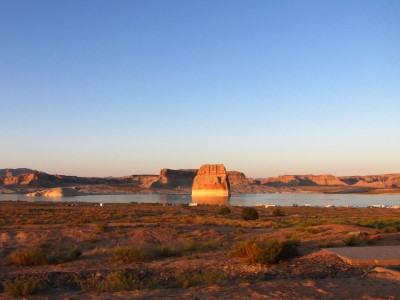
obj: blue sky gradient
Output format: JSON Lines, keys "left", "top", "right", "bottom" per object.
{"left": 1, "top": 0, "right": 399, "bottom": 177}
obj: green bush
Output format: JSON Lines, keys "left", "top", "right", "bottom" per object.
{"left": 111, "top": 245, "right": 146, "bottom": 263}
{"left": 272, "top": 208, "right": 286, "bottom": 217}
{"left": 4, "top": 278, "right": 46, "bottom": 297}
{"left": 241, "top": 207, "right": 259, "bottom": 220}
{"left": 218, "top": 206, "right": 231, "bottom": 215}
{"left": 230, "top": 237, "right": 298, "bottom": 265}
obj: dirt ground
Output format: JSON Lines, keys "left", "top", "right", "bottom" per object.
{"left": 0, "top": 202, "right": 399, "bottom": 299}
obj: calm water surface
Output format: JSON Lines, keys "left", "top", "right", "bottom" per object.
{"left": 0, "top": 193, "right": 399, "bottom": 207}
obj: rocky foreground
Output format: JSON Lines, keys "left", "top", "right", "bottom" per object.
{"left": 1, "top": 168, "right": 400, "bottom": 195}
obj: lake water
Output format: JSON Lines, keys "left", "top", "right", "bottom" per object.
{"left": 0, "top": 193, "right": 399, "bottom": 207}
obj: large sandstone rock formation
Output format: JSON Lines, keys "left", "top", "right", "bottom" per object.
{"left": 192, "top": 164, "right": 230, "bottom": 197}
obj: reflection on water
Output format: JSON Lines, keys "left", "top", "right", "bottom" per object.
{"left": 192, "top": 196, "right": 229, "bottom": 205}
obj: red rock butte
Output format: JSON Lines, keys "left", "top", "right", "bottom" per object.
{"left": 192, "top": 164, "right": 231, "bottom": 197}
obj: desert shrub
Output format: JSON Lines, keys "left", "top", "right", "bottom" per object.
{"left": 218, "top": 206, "right": 231, "bottom": 215}
{"left": 81, "top": 270, "right": 145, "bottom": 292}
{"left": 7, "top": 246, "right": 48, "bottom": 266}
{"left": 343, "top": 233, "right": 363, "bottom": 246}
{"left": 305, "top": 226, "right": 320, "bottom": 234}
{"left": 66, "top": 246, "right": 83, "bottom": 260}
{"left": 272, "top": 208, "right": 286, "bottom": 217}
{"left": 7, "top": 244, "right": 83, "bottom": 266}
{"left": 169, "top": 269, "right": 227, "bottom": 288}
{"left": 241, "top": 207, "right": 259, "bottom": 220}
{"left": 4, "top": 278, "right": 46, "bottom": 297}
{"left": 319, "top": 239, "right": 334, "bottom": 248}
{"left": 284, "top": 231, "right": 296, "bottom": 239}
{"left": 181, "top": 239, "right": 222, "bottom": 254}
{"left": 94, "top": 222, "right": 107, "bottom": 232}
{"left": 149, "top": 244, "right": 182, "bottom": 258}
{"left": 230, "top": 237, "right": 298, "bottom": 265}
{"left": 111, "top": 245, "right": 146, "bottom": 263}
{"left": 382, "top": 226, "right": 397, "bottom": 233}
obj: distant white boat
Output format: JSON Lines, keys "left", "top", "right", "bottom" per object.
{"left": 369, "top": 204, "right": 386, "bottom": 208}
{"left": 189, "top": 203, "right": 198, "bottom": 206}
{"left": 303, "top": 204, "right": 311, "bottom": 207}
{"left": 264, "top": 204, "right": 276, "bottom": 208}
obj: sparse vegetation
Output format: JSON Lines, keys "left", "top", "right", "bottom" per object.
{"left": 169, "top": 269, "right": 227, "bottom": 288}
{"left": 2, "top": 202, "right": 400, "bottom": 298}
{"left": 7, "top": 244, "right": 82, "bottom": 266}
{"left": 4, "top": 278, "right": 46, "bottom": 297}
{"left": 94, "top": 221, "right": 107, "bottom": 232}
{"left": 7, "top": 245, "right": 48, "bottom": 266}
{"left": 149, "top": 243, "right": 183, "bottom": 258}
{"left": 241, "top": 207, "right": 259, "bottom": 220}
{"left": 111, "top": 245, "right": 147, "bottom": 263}
{"left": 81, "top": 270, "right": 146, "bottom": 292}
{"left": 305, "top": 226, "right": 320, "bottom": 234}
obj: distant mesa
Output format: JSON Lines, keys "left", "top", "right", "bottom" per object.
{"left": 260, "top": 174, "right": 400, "bottom": 188}
{"left": 1, "top": 167, "right": 400, "bottom": 195}
{"left": 26, "top": 187, "right": 81, "bottom": 197}
{"left": 261, "top": 174, "right": 345, "bottom": 187}
{"left": 192, "top": 164, "right": 231, "bottom": 197}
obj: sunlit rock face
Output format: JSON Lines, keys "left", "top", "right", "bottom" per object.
{"left": 192, "top": 164, "right": 231, "bottom": 197}
{"left": 26, "top": 187, "right": 80, "bottom": 197}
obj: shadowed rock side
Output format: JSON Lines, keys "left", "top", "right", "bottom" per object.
{"left": 192, "top": 164, "right": 231, "bottom": 197}
{"left": 150, "top": 168, "right": 198, "bottom": 188}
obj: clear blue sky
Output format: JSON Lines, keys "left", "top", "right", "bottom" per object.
{"left": 1, "top": 0, "right": 399, "bottom": 177}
